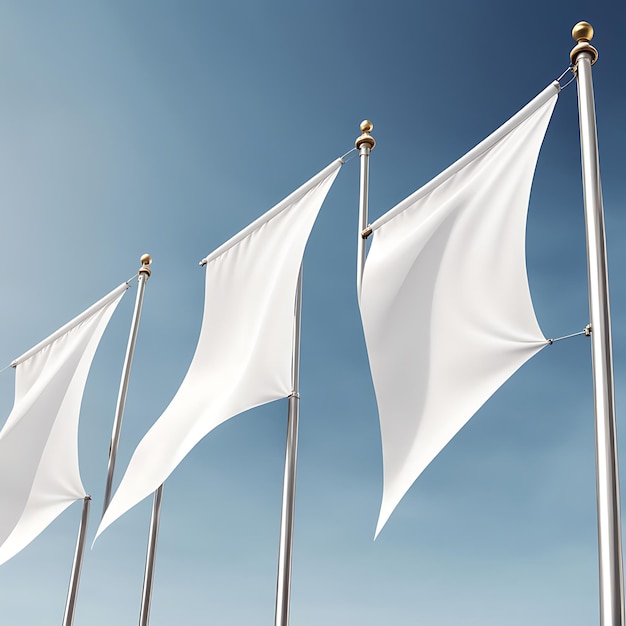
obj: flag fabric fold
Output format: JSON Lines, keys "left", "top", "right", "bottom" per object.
{"left": 359, "top": 83, "right": 559, "bottom": 536}
{"left": 97, "top": 159, "right": 342, "bottom": 537}
{"left": 0, "top": 283, "right": 128, "bottom": 564}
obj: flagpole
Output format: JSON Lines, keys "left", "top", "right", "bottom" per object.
{"left": 570, "top": 22, "right": 624, "bottom": 626}
{"left": 103, "top": 254, "right": 152, "bottom": 513}
{"left": 62, "top": 496, "right": 91, "bottom": 626}
{"left": 356, "top": 121, "right": 375, "bottom": 292}
{"left": 274, "top": 267, "right": 303, "bottom": 626}
{"left": 139, "top": 484, "right": 164, "bottom": 626}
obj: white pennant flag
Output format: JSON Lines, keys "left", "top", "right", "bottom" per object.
{"left": 359, "top": 83, "right": 559, "bottom": 536}
{"left": 97, "top": 159, "right": 342, "bottom": 537}
{"left": 0, "top": 283, "right": 127, "bottom": 564}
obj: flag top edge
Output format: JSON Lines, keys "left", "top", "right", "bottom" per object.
{"left": 370, "top": 82, "right": 560, "bottom": 233}
{"left": 200, "top": 158, "right": 343, "bottom": 266}
{"left": 11, "top": 282, "right": 129, "bottom": 367}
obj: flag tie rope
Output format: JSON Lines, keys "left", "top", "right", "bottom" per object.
{"left": 340, "top": 147, "right": 358, "bottom": 163}
{"left": 557, "top": 65, "right": 576, "bottom": 90}
{"left": 548, "top": 324, "right": 591, "bottom": 345}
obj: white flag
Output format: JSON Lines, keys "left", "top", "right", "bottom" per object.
{"left": 0, "top": 283, "right": 127, "bottom": 564}
{"left": 359, "top": 83, "right": 559, "bottom": 536}
{"left": 97, "top": 159, "right": 342, "bottom": 537}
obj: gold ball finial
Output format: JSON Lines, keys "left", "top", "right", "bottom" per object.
{"left": 570, "top": 21, "right": 598, "bottom": 65}
{"left": 139, "top": 253, "right": 152, "bottom": 277}
{"left": 572, "top": 21, "right": 593, "bottom": 43}
{"left": 355, "top": 119, "right": 376, "bottom": 150}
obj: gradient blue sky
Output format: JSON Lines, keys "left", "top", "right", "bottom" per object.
{"left": 0, "top": 2, "right": 625, "bottom": 625}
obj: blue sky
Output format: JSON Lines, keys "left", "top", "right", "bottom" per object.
{"left": 0, "top": 2, "right": 625, "bottom": 625}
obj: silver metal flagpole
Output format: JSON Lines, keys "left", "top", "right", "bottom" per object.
{"left": 103, "top": 254, "right": 152, "bottom": 513}
{"left": 274, "top": 267, "right": 303, "bottom": 626}
{"left": 570, "top": 22, "right": 624, "bottom": 626}
{"left": 356, "top": 121, "right": 376, "bottom": 292}
{"left": 62, "top": 496, "right": 91, "bottom": 626}
{"left": 139, "top": 484, "right": 164, "bottom": 626}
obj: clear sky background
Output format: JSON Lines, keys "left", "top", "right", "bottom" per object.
{"left": 0, "top": 2, "right": 624, "bottom": 625}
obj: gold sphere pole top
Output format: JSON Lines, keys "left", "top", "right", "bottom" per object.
{"left": 355, "top": 120, "right": 376, "bottom": 150}
{"left": 138, "top": 253, "right": 152, "bottom": 277}
{"left": 570, "top": 21, "right": 598, "bottom": 65}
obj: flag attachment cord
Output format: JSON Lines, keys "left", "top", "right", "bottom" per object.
{"left": 340, "top": 147, "right": 358, "bottom": 163}
{"left": 547, "top": 324, "right": 592, "bottom": 344}
{"left": 557, "top": 65, "right": 577, "bottom": 90}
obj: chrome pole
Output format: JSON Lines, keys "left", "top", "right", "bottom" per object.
{"left": 62, "top": 496, "right": 91, "bottom": 626}
{"left": 274, "top": 267, "right": 303, "bottom": 626}
{"left": 139, "top": 484, "right": 164, "bottom": 626}
{"left": 571, "top": 22, "right": 624, "bottom": 626}
{"left": 103, "top": 254, "right": 152, "bottom": 513}
{"left": 356, "top": 121, "right": 375, "bottom": 294}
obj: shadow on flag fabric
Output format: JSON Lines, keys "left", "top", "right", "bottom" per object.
{"left": 0, "top": 283, "right": 128, "bottom": 564}
{"left": 97, "top": 159, "right": 342, "bottom": 538}
{"left": 359, "top": 83, "right": 559, "bottom": 537}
